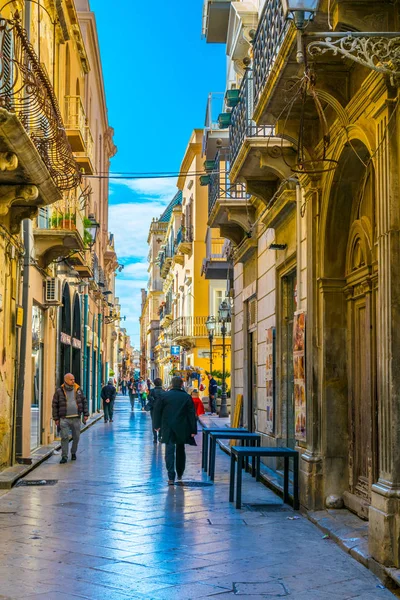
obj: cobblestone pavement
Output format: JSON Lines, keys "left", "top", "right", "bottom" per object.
{"left": 0, "top": 396, "right": 397, "bottom": 600}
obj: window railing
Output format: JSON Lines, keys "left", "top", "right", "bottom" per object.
{"left": 172, "top": 316, "right": 231, "bottom": 339}
{"left": 252, "top": 0, "right": 290, "bottom": 110}
{"left": 47, "top": 189, "right": 84, "bottom": 239}
{"left": 0, "top": 16, "right": 81, "bottom": 190}
{"left": 64, "top": 96, "right": 86, "bottom": 135}
{"left": 206, "top": 229, "right": 226, "bottom": 260}
{"left": 230, "top": 70, "right": 274, "bottom": 167}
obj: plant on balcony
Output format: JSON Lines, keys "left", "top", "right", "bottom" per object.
{"left": 218, "top": 112, "right": 232, "bottom": 129}
{"left": 225, "top": 89, "right": 240, "bottom": 108}
{"left": 50, "top": 212, "right": 76, "bottom": 230}
{"left": 83, "top": 216, "right": 94, "bottom": 247}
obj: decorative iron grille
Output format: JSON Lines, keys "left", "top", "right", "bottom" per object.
{"left": 229, "top": 71, "right": 273, "bottom": 167}
{"left": 0, "top": 15, "right": 81, "bottom": 191}
{"left": 252, "top": 0, "right": 289, "bottom": 109}
{"left": 209, "top": 151, "right": 248, "bottom": 215}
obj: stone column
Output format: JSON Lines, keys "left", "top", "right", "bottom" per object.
{"left": 369, "top": 96, "right": 400, "bottom": 567}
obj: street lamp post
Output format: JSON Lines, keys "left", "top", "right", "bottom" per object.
{"left": 205, "top": 316, "right": 216, "bottom": 375}
{"left": 218, "top": 300, "right": 230, "bottom": 419}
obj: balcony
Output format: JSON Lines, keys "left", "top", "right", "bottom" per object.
{"left": 33, "top": 192, "right": 85, "bottom": 267}
{"left": 174, "top": 225, "right": 193, "bottom": 257}
{"left": 171, "top": 316, "right": 231, "bottom": 349}
{"left": 202, "top": 92, "right": 229, "bottom": 159}
{"left": 64, "top": 97, "right": 95, "bottom": 174}
{"left": 0, "top": 17, "right": 81, "bottom": 233}
{"left": 202, "top": 0, "right": 232, "bottom": 43}
{"left": 69, "top": 249, "right": 93, "bottom": 278}
{"left": 158, "top": 244, "right": 174, "bottom": 279}
{"left": 202, "top": 228, "right": 232, "bottom": 281}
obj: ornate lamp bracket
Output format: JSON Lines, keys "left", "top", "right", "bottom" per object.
{"left": 306, "top": 33, "right": 400, "bottom": 84}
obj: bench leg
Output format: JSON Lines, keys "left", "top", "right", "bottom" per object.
{"left": 203, "top": 432, "right": 208, "bottom": 472}
{"left": 236, "top": 455, "right": 243, "bottom": 509}
{"left": 244, "top": 440, "right": 249, "bottom": 473}
{"left": 293, "top": 453, "right": 300, "bottom": 510}
{"left": 283, "top": 456, "right": 289, "bottom": 504}
{"left": 208, "top": 437, "right": 213, "bottom": 476}
{"left": 202, "top": 430, "right": 206, "bottom": 470}
{"left": 229, "top": 454, "right": 235, "bottom": 502}
{"left": 251, "top": 441, "right": 257, "bottom": 478}
{"left": 210, "top": 438, "right": 216, "bottom": 481}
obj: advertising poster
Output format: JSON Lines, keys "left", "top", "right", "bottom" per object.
{"left": 293, "top": 312, "right": 306, "bottom": 442}
{"left": 266, "top": 327, "right": 275, "bottom": 433}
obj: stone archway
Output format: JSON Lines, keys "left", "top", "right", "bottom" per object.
{"left": 320, "top": 140, "right": 377, "bottom": 518}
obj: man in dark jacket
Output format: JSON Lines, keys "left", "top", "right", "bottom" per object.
{"left": 146, "top": 377, "right": 164, "bottom": 443}
{"left": 153, "top": 376, "right": 197, "bottom": 484}
{"left": 52, "top": 373, "right": 89, "bottom": 464}
{"left": 208, "top": 373, "right": 218, "bottom": 415}
{"left": 101, "top": 378, "right": 117, "bottom": 423}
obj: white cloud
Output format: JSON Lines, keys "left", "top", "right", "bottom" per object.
{"left": 110, "top": 177, "right": 178, "bottom": 202}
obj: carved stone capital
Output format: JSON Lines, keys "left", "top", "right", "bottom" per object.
{"left": 0, "top": 184, "right": 39, "bottom": 216}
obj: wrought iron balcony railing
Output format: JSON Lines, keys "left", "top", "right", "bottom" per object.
{"left": 230, "top": 70, "right": 274, "bottom": 167}
{"left": 209, "top": 152, "right": 248, "bottom": 215}
{"left": 172, "top": 316, "right": 231, "bottom": 339}
{"left": 252, "top": 0, "right": 290, "bottom": 111}
{"left": 47, "top": 189, "right": 85, "bottom": 240}
{"left": 0, "top": 16, "right": 81, "bottom": 191}
{"left": 205, "top": 228, "right": 226, "bottom": 261}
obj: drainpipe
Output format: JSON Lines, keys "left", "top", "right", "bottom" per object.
{"left": 97, "top": 313, "right": 102, "bottom": 411}
{"left": 82, "top": 292, "right": 88, "bottom": 396}
{"left": 296, "top": 183, "right": 302, "bottom": 310}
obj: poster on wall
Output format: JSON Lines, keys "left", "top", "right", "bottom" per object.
{"left": 265, "top": 327, "right": 275, "bottom": 433}
{"left": 293, "top": 311, "right": 306, "bottom": 442}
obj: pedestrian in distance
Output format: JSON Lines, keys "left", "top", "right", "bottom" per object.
{"left": 121, "top": 377, "right": 127, "bottom": 396}
{"left": 191, "top": 388, "right": 205, "bottom": 420}
{"left": 128, "top": 377, "right": 135, "bottom": 411}
{"left": 207, "top": 373, "right": 218, "bottom": 415}
{"left": 138, "top": 377, "right": 148, "bottom": 410}
{"left": 145, "top": 377, "right": 164, "bottom": 443}
{"left": 52, "top": 373, "right": 89, "bottom": 464}
{"left": 153, "top": 376, "right": 197, "bottom": 485}
{"left": 101, "top": 378, "right": 117, "bottom": 423}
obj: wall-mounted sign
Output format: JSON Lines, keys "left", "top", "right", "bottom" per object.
{"left": 293, "top": 311, "right": 306, "bottom": 442}
{"left": 171, "top": 345, "right": 180, "bottom": 356}
{"left": 16, "top": 305, "right": 24, "bottom": 328}
{"left": 60, "top": 332, "right": 71, "bottom": 345}
{"left": 72, "top": 338, "right": 82, "bottom": 349}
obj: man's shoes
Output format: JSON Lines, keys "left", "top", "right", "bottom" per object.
{"left": 153, "top": 440, "right": 157, "bottom": 444}
{"left": 71, "top": 454, "right": 77, "bottom": 461}
{"left": 104, "top": 420, "right": 108, "bottom": 423}
{"left": 177, "top": 474, "right": 183, "bottom": 481}
{"left": 168, "top": 480, "right": 175, "bottom": 486}
{"left": 110, "top": 419, "right": 113, "bottom": 422}
{"left": 60, "top": 457, "right": 67, "bottom": 464}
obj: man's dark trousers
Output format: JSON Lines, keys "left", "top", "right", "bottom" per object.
{"left": 103, "top": 400, "right": 114, "bottom": 421}
{"left": 165, "top": 442, "right": 186, "bottom": 480}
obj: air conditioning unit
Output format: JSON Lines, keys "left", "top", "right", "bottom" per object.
{"left": 45, "top": 277, "right": 62, "bottom": 305}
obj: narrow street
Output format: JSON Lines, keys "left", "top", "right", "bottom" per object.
{"left": 0, "top": 397, "right": 396, "bottom": 600}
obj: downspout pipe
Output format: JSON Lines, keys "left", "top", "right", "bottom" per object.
{"left": 97, "top": 313, "right": 102, "bottom": 411}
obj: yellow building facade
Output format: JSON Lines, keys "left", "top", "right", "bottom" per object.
{"left": 0, "top": 0, "right": 118, "bottom": 471}
{"left": 202, "top": 0, "right": 400, "bottom": 574}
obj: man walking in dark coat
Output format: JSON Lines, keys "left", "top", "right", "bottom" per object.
{"left": 208, "top": 373, "right": 218, "bottom": 415}
{"left": 52, "top": 373, "right": 89, "bottom": 464}
{"left": 101, "top": 378, "right": 117, "bottom": 423}
{"left": 146, "top": 377, "right": 164, "bottom": 443}
{"left": 153, "top": 376, "right": 197, "bottom": 484}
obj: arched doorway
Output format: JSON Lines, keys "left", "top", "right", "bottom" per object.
{"left": 59, "top": 283, "right": 72, "bottom": 385}
{"left": 322, "top": 140, "right": 378, "bottom": 516}
{"left": 71, "top": 294, "right": 82, "bottom": 385}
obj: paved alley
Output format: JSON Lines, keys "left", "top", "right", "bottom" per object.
{"left": 0, "top": 396, "right": 397, "bottom": 600}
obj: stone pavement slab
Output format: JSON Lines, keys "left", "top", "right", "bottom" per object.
{"left": 0, "top": 395, "right": 398, "bottom": 599}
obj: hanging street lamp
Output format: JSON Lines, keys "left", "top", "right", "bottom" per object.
{"left": 205, "top": 315, "right": 216, "bottom": 375}
{"left": 87, "top": 214, "right": 100, "bottom": 249}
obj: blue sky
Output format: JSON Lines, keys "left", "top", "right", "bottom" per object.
{"left": 90, "top": 0, "right": 226, "bottom": 348}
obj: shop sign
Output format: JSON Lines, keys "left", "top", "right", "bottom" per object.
{"left": 60, "top": 332, "right": 71, "bottom": 345}
{"left": 293, "top": 311, "right": 306, "bottom": 442}
{"left": 171, "top": 345, "right": 180, "bottom": 356}
{"left": 72, "top": 338, "right": 81, "bottom": 349}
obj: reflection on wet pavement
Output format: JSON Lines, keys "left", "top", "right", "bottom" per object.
{"left": 0, "top": 396, "right": 397, "bottom": 599}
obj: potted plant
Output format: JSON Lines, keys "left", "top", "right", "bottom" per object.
{"left": 218, "top": 112, "right": 232, "bottom": 129}
{"left": 225, "top": 89, "right": 240, "bottom": 108}
{"left": 83, "top": 216, "right": 93, "bottom": 247}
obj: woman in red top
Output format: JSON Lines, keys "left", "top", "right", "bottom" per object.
{"left": 191, "top": 389, "right": 205, "bottom": 418}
